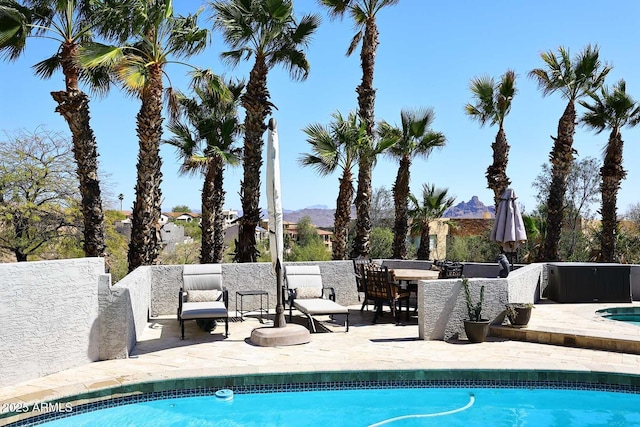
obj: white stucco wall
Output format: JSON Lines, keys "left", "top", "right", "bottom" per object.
{"left": 417, "top": 263, "right": 544, "bottom": 341}
{"left": 98, "top": 266, "right": 151, "bottom": 360}
{"left": 0, "top": 258, "right": 104, "bottom": 387}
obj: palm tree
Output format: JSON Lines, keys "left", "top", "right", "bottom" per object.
{"left": 211, "top": 0, "right": 319, "bottom": 263}
{"left": 378, "top": 108, "right": 445, "bottom": 259}
{"left": 299, "top": 111, "right": 364, "bottom": 260}
{"left": 465, "top": 70, "right": 517, "bottom": 210}
{"left": 165, "top": 74, "right": 243, "bottom": 264}
{"left": 320, "top": 0, "right": 399, "bottom": 259}
{"left": 529, "top": 45, "right": 610, "bottom": 261}
{"left": 83, "top": 0, "right": 208, "bottom": 271}
{"left": 0, "top": 0, "right": 108, "bottom": 258}
{"left": 408, "top": 184, "right": 454, "bottom": 260}
{"left": 580, "top": 79, "right": 640, "bottom": 262}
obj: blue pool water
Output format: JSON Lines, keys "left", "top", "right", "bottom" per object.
{"left": 40, "top": 387, "right": 640, "bottom": 426}
{"left": 597, "top": 307, "right": 640, "bottom": 326}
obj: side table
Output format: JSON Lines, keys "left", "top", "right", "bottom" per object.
{"left": 235, "top": 290, "right": 269, "bottom": 322}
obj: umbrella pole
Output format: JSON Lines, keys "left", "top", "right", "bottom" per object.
{"left": 274, "top": 260, "right": 286, "bottom": 328}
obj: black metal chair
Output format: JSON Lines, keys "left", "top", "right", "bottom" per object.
{"left": 362, "top": 264, "right": 410, "bottom": 324}
{"left": 352, "top": 257, "right": 373, "bottom": 311}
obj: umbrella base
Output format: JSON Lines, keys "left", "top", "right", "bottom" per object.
{"left": 250, "top": 324, "right": 310, "bottom": 347}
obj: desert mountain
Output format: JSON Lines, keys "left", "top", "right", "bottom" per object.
{"left": 253, "top": 196, "right": 492, "bottom": 228}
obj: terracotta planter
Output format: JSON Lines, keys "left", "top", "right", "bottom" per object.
{"left": 507, "top": 306, "right": 532, "bottom": 327}
{"left": 463, "top": 319, "right": 490, "bottom": 343}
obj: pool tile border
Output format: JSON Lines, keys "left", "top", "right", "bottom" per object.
{"left": 5, "top": 369, "right": 640, "bottom": 426}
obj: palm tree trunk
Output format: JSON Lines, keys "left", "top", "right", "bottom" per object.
{"left": 416, "top": 223, "right": 430, "bottom": 260}
{"left": 236, "top": 56, "right": 270, "bottom": 263}
{"left": 351, "top": 155, "right": 373, "bottom": 258}
{"left": 541, "top": 101, "right": 576, "bottom": 261}
{"left": 128, "top": 64, "right": 164, "bottom": 272}
{"left": 200, "top": 162, "right": 216, "bottom": 264}
{"left": 51, "top": 41, "right": 105, "bottom": 258}
{"left": 212, "top": 159, "right": 226, "bottom": 263}
{"left": 600, "top": 130, "right": 625, "bottom": 262}
{"left": 352, "top": 18, "right": 379, "bottom": 259}
{"left": 332, "top": 169, "right": 354, "bottom": 260}
{"left": 486, "top": 126, "right": 511, "bottom": 211}
{"left": 392, "top": 156, "right": 410, "bottom": 259}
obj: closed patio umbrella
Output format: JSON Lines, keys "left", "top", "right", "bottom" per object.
{"left": 267, "top": 118, "right": 286, "bottom": 328}
{"left": 490, "top": 188, "right": 527, "bottom": 265}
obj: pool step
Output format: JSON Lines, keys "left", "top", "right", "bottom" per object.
{"left": 490, "top": 324, "right": 640, "bottom": 354}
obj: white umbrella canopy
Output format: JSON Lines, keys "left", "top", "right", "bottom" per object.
{"left": 490, "top": 188, "right": 527, "bottom": 262}
{"left": 266, "top": 118, "right": 286, "bottom": 328}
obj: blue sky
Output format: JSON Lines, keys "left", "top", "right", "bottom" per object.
{"left": 1, "top": 1, "right": 640, "bottom": 218}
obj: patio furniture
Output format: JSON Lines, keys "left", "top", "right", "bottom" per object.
{"left": 284, "top": 265, "right": 349, "bottom": 333}
{"left": 437, "top": 261, "right": 464, "bottom": 279}
{"left": 352, "top": 257, "right": 373, "bottom": 312}
{"left": 362, "top": 264, "right": 411, "bottom": 324}
{"left": 236, "top": 290, "right": 269, "bottom": 322}
{"left": 178, "top": 264, "right": 229, "bottom": 340}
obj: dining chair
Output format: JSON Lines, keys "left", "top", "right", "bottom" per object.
{"left": 352, "top": 257, "right": 373, "bottom": 311}
{"left": 362, "top": 264, "right": 410, "bottom": 324}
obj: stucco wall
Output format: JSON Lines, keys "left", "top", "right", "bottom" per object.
{"left": 99, "top": 267, "right": 151, "bottom": 360}
{"left": 0, "top": 258, "right": 104, "bottom": 387}
{"left": 417, "top": 263, "right": 544, "bottom": 341}
{"left": 149, "top": 261, "right": 358, "bottom": 317}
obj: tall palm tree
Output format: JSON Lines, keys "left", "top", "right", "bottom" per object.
{"left": 0, "top": 0, "right": 108, "bottom": 258}
{"left": 378, "top": 108, "right": 446, "bottom": 259}
{"left": 408, "top": 184, "right": 454, "bottom": 260}
{"left": 465, "top": 70, "right": 517, "bottom": 210}
{"left": 299, "top": 111, "right": 364, "bottom": 260}
{"left": 529, "top": 45, "right": 610, "bottom": 261}
{"left": 320, "top": 0, "right": 398, "bottom": 259}
{"left": 211, "top": 0, "right": 319, "bottom": 263}
{"left": 83, "top": 0, "right": 208, "bottom": 271}
{"left": 165, "top": 74, "right": 243, "bottom": 264}
{"left": 580, "top": 79, "right": 640, "bottom": 262}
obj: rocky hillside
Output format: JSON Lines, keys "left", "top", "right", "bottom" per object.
{"left": 444, "top": 196, "right": 495, "bottom": 219}
{"left": 255, "top": 196, "right": 493, "bottom": 228}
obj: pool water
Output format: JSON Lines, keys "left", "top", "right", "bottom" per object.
{"left": 40, "top": 387, "right": 640, "bottom": 427}
{"left": 597, "top": 307, "right": 640, "bottom": 326}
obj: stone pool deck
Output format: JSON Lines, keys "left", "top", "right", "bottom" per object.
{"left": 2, "top": 302, "right": 640, "bottom": 424}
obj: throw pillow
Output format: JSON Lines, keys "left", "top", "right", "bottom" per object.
{"left": 295, "top": 287, "right": 322, "bottom": 299}
{"left": 187, "top": 290, "right": 222, "bottom": 302}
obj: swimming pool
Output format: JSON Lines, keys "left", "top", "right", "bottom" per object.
{"left": 6, "top": 370, "right": 640, "bottom": 426}
{"left": 36, "top": 387, "right": 640, "bottom": 426}
{"left": 597, "top": 307, "right": 640, "bottom": 326}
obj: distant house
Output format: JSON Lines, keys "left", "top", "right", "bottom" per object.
{"left": 259, "top": 219, "right": 333, "bottom": 251}
{"left": 164, "top": 212, "right": 200, "bottom": 223}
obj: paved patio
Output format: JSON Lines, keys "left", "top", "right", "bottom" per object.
{"left": 3, "top": 301, "right": 640, "bottom": 414}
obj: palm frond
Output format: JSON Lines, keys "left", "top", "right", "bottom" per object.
{"left": 31, "top": 53, "right": 60, "bottom": 79}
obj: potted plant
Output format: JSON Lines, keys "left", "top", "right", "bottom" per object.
{"left": 462, "top": 277, "right": 489, "bottom": 343}
{"left": 505, "top": 303, "right": 534, "bottom": 327}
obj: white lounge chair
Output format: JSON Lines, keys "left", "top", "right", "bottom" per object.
{"left": 284, "top": 265, "right": 349, "bottom": 332}
{"left": 178, "top": 264, "right": 229, "bottom": 340}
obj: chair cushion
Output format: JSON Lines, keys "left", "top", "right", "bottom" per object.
{"left": 186, "top": 290, "right": 222, "bottom": 302}
{"left": 294, "top": 299, "right": 349, "bottom": 316}
{"left": 181, "top": 301, "right": 228, "bottom": 319}
{"left": 295, "top": 287, "right": 322, "bottom": 299}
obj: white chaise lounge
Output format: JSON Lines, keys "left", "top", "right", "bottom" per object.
{"left": 284, "top": 265, "right": 349, "bottom": 332}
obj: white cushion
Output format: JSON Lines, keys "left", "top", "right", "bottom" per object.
{"left": 181, "top": 301, "right": 228, "bottom": 319}
{"left": 294, "top": 299, "right": 349, "bottom": 315}
{"left": 187, "top": 290, "right": 222, "bottom": 302}
{"left": 295, "top": 287, "right": 322, "bottom": 299}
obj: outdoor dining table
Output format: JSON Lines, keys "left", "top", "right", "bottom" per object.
{"left": 390, "top": 268, "right": 440, "bottom": 282}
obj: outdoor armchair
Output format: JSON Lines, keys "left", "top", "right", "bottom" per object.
{"left": 362, "top": 264, "right": 411, "bottom": 324}
{"left": 284, "top": 265, "right": 349, "bottom": 333}
{"left": 178, "top": 264, "right": 229, "bottom": 340}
